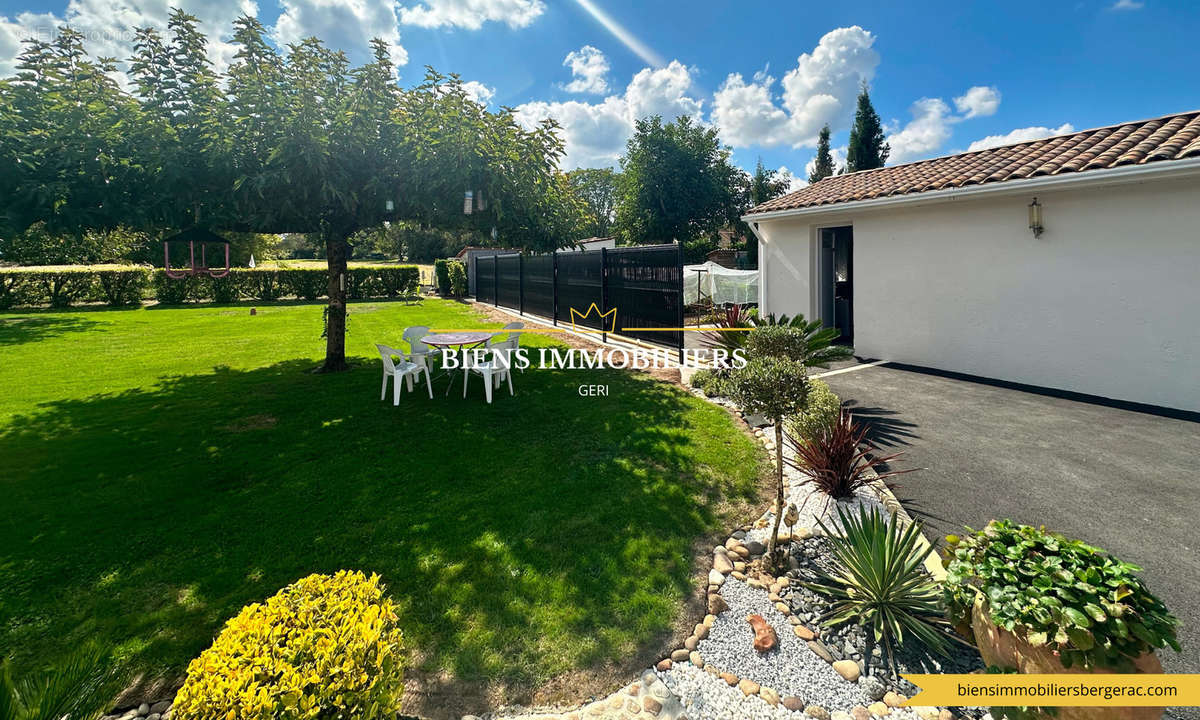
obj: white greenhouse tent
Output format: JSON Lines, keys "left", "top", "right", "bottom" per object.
{"left": 683, "top": 261, "right": 759, "bottom": 306}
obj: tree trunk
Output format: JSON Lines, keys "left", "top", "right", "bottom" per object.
{"left": 320, "top": 227, "right": 350, "bottom": 373}
{"left": 767, "top": 421, "right": 785, "bottom": 565}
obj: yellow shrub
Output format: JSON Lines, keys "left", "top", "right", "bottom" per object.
{"left": 173, "top": 571, "right": 404, "bottom": 720}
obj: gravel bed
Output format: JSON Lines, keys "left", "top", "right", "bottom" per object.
{"left": 658, "top": 663, "right": 797, "bottom": 720}
{"left": 783, "top": 537, "right": 989, "bottom": 717}
{"left": 697, "top": 576, "right": 870, "bottom": 708}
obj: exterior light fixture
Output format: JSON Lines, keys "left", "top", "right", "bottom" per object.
{"left": 1028, "top": 197, "right": 1044, "bottom": 238}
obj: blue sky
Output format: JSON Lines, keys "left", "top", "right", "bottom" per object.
{"left": 2, "top": 0, "right": 1198, "bottom": 185}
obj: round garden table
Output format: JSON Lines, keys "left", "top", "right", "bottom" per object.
{"left": 421, "top": 331, "right": 495, "bottom": 395}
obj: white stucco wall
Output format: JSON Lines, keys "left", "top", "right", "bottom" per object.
{"left": 755, "top": 174, "right": 1200, "bottom": 411}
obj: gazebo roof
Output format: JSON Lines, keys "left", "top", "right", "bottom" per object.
{"left": 165, "top": 227, "right": 228, "bottom": 244}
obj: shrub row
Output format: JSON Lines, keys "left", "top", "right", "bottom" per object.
{"left": 0, "top": 266, "right": 420, "bottom": 308}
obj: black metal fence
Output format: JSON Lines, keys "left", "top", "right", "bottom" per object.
{"left": 473, "top": 244, "right": 683, "bottom": 351}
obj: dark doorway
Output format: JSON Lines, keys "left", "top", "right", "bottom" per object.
{"left": 819, "top": 226, "right": 853, "bottom": 343}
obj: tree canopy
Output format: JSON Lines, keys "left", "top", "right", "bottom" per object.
{"left": 809, "top": 125, "right": 835, "bottom": 183}
{"left": 0, "top": 15, "right": 581, "bottom": 370}
{"left": 614, "top": 115, "right": 744, "bottom": 248}
{"left": 566, "top": 167, "right": 618, "bottom": 240}
{"left": 845, "top": 83, "right": 890, "bottom": 173}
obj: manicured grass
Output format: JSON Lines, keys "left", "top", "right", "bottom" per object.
{"left": 0, "top": 299, "right": 762, "bottom": 695}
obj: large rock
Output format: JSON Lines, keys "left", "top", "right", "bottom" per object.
{"left": 712, "top": 553, "right": 734, "bottom": 574}
{"left": 707, "top": 593, "right": 728, "bottom": 615}
{"left": 708, "top": 569, "right": 726, "bottom": 586}
{"left": 859, "top": 675, "right": 887, "bottom": 701}
{"left": 745, "top": 540, "right": 766, "bottom": 555}
{"left": 746, "top": 613, "right": 778, "bottom": 653}
{"left": 832, "top": 659, "right": 861, "bottom": 682}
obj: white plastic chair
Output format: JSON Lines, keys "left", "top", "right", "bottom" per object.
{"left": 495, "top": 322, "right": 524, "bottom": 371}
{"left": 463, "top": 336, "right": 516, "bottom": 403}
{"left": 402, "top": 326, "right": 442, "bottom": 366}
{"left": 376, "top": 344, "right": 432, "bottom": 404}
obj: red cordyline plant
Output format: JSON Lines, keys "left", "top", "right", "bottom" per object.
{"left": 702, "top": 303, "right": 755, "bottom": 356}
{"left": 787, "top": 409, "right": 917, "bottom": 511}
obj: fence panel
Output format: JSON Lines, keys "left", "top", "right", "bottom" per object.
{"left": 554, "top": 250, "right": 605, "bottom": 330}
{"left": 495, "top": 253, "right": 522, "bottom": 310}
{"left": 605, "top": 244, "right": 683, "bottom": 349}
{"left": 476, "top": 255, "right": 495, "bottom": 304}
{"left": 522, "top": 253, "right": 555, "bottom": 319}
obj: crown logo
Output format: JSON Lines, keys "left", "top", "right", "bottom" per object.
{"left": 568, "top": 303, "right": 617, "bottom": 333}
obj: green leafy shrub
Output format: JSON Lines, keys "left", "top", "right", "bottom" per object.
{"left": 785, "top": 377, "right": 840, "bottom": 440}
{"left": 281, "top": 268, "right": 327, "bottom": 300}
{"left": 206, "top": 275, "right": 241, "bottom": 303}
{"left": 808, "top": 506, "right": 952, "bottom": 668}
{"left": 240, "top": 270, "right": 281, "bottom": 301}
{"left": 37, "top": 270, "right": 96, "bottom": 307}
{"left": 377, "top": 266, "right": 420, "bottom": 298}
{"left": 447, "top": 260, "right": 467, "bottom": 297}
{"left": 153, "top": 271, "right": 200, "bottom": 304}
{"left": 944, "top": 520, "right": 1180, "bottom": 670}
{"left": 690, "top": 368, "right": 736, "bottom": 398}
{"left": 95, "top": 269, "right": 151, "bottom": 306}
{"left": 173, "top": 570, "right": 405, "bottom": 720}
{"left": 434, "top": 258, "right": 452, "bottom": 296}
{"left": 0, "top": 271, "right": 46, "bottom": 309}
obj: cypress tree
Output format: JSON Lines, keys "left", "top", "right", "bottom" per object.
{"left": 808, "top": 124, "right": 835, "bottom": 183}
{"left": 845, "top": 83, "right": 889, "bottom": 172}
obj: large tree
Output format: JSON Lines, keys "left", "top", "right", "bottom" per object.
{"left": 845, "top": 83, "right": 889, "bottom": 173}
{"left": 614, "top": 115, "right": 744, "bottom": 248}
{"left": 0, "top": 18, "right": 578, "bottom": 372}
{"left": 809, "top": 124, "right": 835, "bottom": 183}
{"left": 740, "top": 158, "right": 791, "bottom": 267}
{"left": 566, "top": 167, "right": 618, "bottom": 240}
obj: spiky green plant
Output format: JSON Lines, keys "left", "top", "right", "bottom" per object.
{"left": 0, "top": 646, "right": 123, "bottom": 720}
{"left": 808, "top": 506, "right": 957, "bottom": 674}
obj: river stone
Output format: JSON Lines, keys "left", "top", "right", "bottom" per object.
{"left": 868, "top": 701, "right": 890, "bottom": 716}
{"left": 707, "top": 593, "right": 728, "bottom": 615}
{"left": 851, "top": 707, "right": 872, "bottom": 720}
{"left": 807, "top": 640, "right": 833, "bottom": 663}
{"left": 720, "top": 672, "right": 738, "bottom": 686}
{"left": 833, "top": 659, "right": 861, "bottom": 682}
{"left": 832, "top": 713, "right": 854, "bottom": 720}
{"left": 759, "top": 686, "right": 780, "bottom": 705}
{"left": 656, "top": 658, "right": 672, "bottom": 671}
{"left": 782, "top": 696, "right": 804, "bottom": 711}
{"left": 745, "top": 540, "right": 766, "bottom": 555}
{"left": 859, "top": 675, "right": 887, "bottom": 701}
{"left": 794, "top": 625, "right": 816, "bottom": 640}
{"left": 684, "top": 634, "right": 699, "bottom": 651}
{"left": 884, "top": 692, "right": 906, "bottom": 708}
{"left": 670, "top": 648, "right": 689, "bottom": 662}
{"left": 149, "top": 703, "right": 171, "bottom": 715}
{"left": 689, "top": 650, "right": 703, "bottom": 668}
{"left": 713, "top": 553, "right": 734, "bottom": 574}
{"left": 805, "top": 706, "right": 830, "bottom": 720}
{"left": 738, "top": 678, "right": 760, "bottom": 696}
{"left": 708, "top": 569, "right": 726, "bottom": 586}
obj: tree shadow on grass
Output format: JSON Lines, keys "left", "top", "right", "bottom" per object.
{"left": 0, "top": 313, "right": 101, "bottom": 346}
{"left": 0, "top": 358, "right": 759, "bottom": 715}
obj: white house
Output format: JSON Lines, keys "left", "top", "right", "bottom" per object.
{"left": 744, "top": 111, "right": 1200, "bottom": 412}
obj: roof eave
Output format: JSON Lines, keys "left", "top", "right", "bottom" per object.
{"left": 742, "top": 157, "right": 1200, "bottom": 223}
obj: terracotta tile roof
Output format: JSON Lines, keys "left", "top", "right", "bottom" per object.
{"left": 749, "top": 110, "right": 1200, "bottom": 215}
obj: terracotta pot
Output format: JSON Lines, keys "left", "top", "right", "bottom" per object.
{"left": 971, "top": 596, "right": 1163, "bottom": 720}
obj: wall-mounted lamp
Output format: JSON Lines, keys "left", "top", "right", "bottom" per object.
{"left": 1028, "top": 197, "right": 1044, "bottom": 238}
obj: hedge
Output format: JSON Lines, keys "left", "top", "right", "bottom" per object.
{"left": 433, "top": 258, "right": 466, "bottom": 297}
{"left": 0, "top": 266, "right": 420, "bottom": 308}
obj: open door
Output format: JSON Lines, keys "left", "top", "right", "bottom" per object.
{"left": 819, "top": 226, "right": 853, "bottom": 344}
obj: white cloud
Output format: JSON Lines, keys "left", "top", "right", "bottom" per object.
{"left": 1, "top": 0, "right": 256, "bottom": 85}
{"left": 461, "top": 79, "right": 494, "bottom": 105}
{"left": 887, "top": 97, "right": 954, "bottom": 164}
{"left": 711, "top": 25, "right": 880, "bottom": 150}
{"left": 274, "top": 0, "right": 407, "bottom": 68}
{"left": 775, "top": 165, "right": 806, "bottom": 192}
{"left": 398, "top": 0, "right": 544, "bottom": 30}
{"left": 953, "top": 85, "right": 1000, "bottom": 118}
{"left": 561, "top": 45, "right": 609, "bottom": 94}
{"left": 513, "top": 60, "right": 703, "bottom": 169}
{"left": 1112, "top": 0, "right": 1144, "bottom": 9}
{"left": 967, "top": 123, "right": 1075, "bottom": 152}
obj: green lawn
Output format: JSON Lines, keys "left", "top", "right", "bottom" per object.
{"left": 0, "top": 299, "right": 762, "bottom": 698}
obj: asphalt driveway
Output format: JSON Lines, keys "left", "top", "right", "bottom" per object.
{"left": 817, "top": 362, "right": 1200, "bottom": 685}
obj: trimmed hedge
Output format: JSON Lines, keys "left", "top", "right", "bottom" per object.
{"left": 433, "top": 258, "right": 466, "bottom": 297}
{"left": 0, "top": 266, "right": 420, "bottom": 308}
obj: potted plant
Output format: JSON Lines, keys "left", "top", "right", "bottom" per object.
{"left": 944, "top": 520, "right": 1180, "bottom": 720}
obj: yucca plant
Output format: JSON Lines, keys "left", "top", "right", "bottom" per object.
{"left": 808, "top": 505, "right": 958, "bottom": 675}
{"left": 788, "top": 409, "right": 916, "bottom": 506}
{"left": 0, "top": 646, "right": 124, "bottom": 720}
